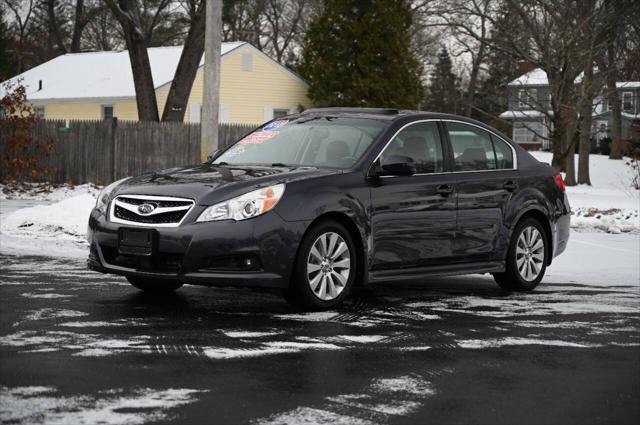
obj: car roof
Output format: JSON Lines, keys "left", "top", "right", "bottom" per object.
{"left": 294, "top": 107, "right": 516, "bottom": 151}
{"left": 297, "top": 107, "right": 486, "bottom": 125}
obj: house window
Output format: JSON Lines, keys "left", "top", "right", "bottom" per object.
{"left": 102, "top": 105, "right": 114, "bottom": 120}
{"left": 513, "top": 121, "right": 544, "bottom": 144}
{"left": 601, "top": 97, "right": 608, "bottom": 112}
{"left": 33, "top": 105, "right": 45, "bottom": 119}
{"left": 242, "top": 53, "right": 253, "bottom": 71}
{"left": 622, "top": 91, "right": 634, "bottom": 113}
{"left": 518, "top": 88, "right": 537, "bottom": 108}
{"left": 273, "top": 109, "right": 289, "bottom": 119}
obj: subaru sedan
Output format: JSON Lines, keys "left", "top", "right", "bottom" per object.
{"left": 87, "top": 108, "right": 570, "bottom": 310}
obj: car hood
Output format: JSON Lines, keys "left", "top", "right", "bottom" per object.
{"left": 113, "top": 163, "right": 341, "bottom": 204}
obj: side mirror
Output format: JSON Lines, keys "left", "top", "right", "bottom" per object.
{"left": 206, "top": 150, "right": 220, "bottom": 162}
{"left": 380, "top": 155, "right": 416, "bottom": 176}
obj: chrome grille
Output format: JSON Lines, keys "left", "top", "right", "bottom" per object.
{"left": 109, "top": 195, "right": 195, "bottom": 227}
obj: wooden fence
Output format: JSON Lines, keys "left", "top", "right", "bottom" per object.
{"left": 0, "top": 119, "right": 255, "bottom": 184}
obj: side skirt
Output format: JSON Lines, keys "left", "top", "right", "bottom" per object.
{"left": 368, "top": 261, "right": 505, "bottom": 283}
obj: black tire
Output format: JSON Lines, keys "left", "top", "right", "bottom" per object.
{"left": 285, "top": 220, "right": 357, "bottom": 310}
{"left": 493, "top": 217, "right": 548, "bottom": 291}
{"left": 126, "top": 276, "right": 183, "bottom": 293}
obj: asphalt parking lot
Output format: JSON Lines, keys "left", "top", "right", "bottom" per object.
{"left": 1, "top": 252, "right": 639, "bottom": 425}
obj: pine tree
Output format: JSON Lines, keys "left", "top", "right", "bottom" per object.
{"left": 298, "top": 0, "right": 423, "bottom": 109}
{"left": 423, "top": 48, "right": 459, "bottom": 113}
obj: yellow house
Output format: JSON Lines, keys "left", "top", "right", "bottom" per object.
{"left": 0, "top": 42, "right": 310, "bottom": 125}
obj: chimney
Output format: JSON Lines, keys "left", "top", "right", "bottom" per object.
{"left": 517, "top": 61, "right": 537, "bottom": 76}
{"left": 38, "top": 80, "right": 43, "bottom": 91}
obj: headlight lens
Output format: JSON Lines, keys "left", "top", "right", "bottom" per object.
{"left": 95, "top": 178, "right": 129, "bottom": 214}
{"left": 196, "top": 183, "right": 285, "bottom": 222}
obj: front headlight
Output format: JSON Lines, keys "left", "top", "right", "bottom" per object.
{"left": 196, "top": 183, "right": 285, "bottom": 222}
{"left": 95, "top": 178, "right": 129, "bottom": 214}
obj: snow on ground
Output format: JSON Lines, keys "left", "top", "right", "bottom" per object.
{"left": 0, "top": 192, "right": 96, "bottom": 258}
{"left": 530, "top": 152, "right": 639, "bottom": 233}
{"left": 0, "top": 153, "right": 638, "bottom": 259}
{"left": 0, "top": 385, "right": 206, "bottom": 425}
{"left": 0, "top": 183, "right": 100, "bottom": 202}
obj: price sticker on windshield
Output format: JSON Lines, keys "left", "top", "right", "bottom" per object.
{"left": 239, "top": 131, "right": 279, "bottom": 145}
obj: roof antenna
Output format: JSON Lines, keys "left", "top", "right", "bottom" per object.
{"left": 38, "top": 80, "right": 43, "bottom": 91}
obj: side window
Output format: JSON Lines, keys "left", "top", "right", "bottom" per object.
{"left": 491, "top": 135, "right": 514, "bottom": 169}
{"left": 381, "top": 122, "right": 444, "bottom": 174}
{"left": 447, "top": 122, "right": 496, "bottom": 171}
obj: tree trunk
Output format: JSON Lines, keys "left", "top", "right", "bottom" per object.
{"left": 161, "top": 2, "right": 206, "bottom": 122}
{"left": 106, "top": 0, "right": 159, "bottom": 122}
{"left": 201, "top": 0, "right": 223, "bottom": 159}
{"left": 563, "top": 115, "right": 578, "bottom": 186}
{"left": 124, "top": 37, "right": 159, "bottom": 122}
{"left": 604, "top": 41, "right": 623, "bottom": 159}
{"left": 45, "top": 0, "right": 68, "bottom": 54}
{"left": 70, "top": 0, "right": 85, "bottom": 53}
{"left": 578, "top": 54, "right": 595, "bottom": 185}
{"left": 464, "top": 48, "right": 484, "bottom": 117}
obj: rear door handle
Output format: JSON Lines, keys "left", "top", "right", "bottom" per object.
{"left": 503, "top": 180, "right": 518, "bottom": 192}
{"left": 436, "top": 184, "right": 454, "bottom": 196}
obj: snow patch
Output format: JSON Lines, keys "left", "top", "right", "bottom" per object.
{"left": 23, "top": 309, "right": 88, "bottom": 322}
{"left": 254, "top": 407, "right": 375, "bottom": 425}
{"left": 272, "top": 312, "right": 339, "bottom": 322}
{"left": 0, "top": 386, "right": 205, "bottom": 425}
{"left": 20, "top": 292, "right": 74, "bottom": 299}
{"left": 221, "top": 330, "right": 282, "bottom": 339}
{"left": 338, "top": 335, "right": 387, "bottom": 344}
{"left": 457, "top": 337, "right": 594, "bottom": 349}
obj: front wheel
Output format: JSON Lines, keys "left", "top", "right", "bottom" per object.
{"left": 126, "top": 276, "right": 183, "bottom": 293}
{"left": 285, "top": 220, "right": 357, "bottom": 310}
{"left": 493, "top": 218, "right": 548, "bottom": 291}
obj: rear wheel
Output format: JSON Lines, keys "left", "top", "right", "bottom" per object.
{"left": 285, "top": 220, "right": 357, "bottom": 310}
{"left": 493, "top": 217, "right": 548, "bottom": 291}
{"left": 126, "top": 276, "right": 183, "bottom": 293}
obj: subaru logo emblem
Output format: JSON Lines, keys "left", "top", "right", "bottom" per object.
{"left": 138, "top": 203, "right": 157, "bottom": 215}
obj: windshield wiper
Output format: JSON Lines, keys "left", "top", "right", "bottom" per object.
{"left": 271, "top": 163, "right": 288, "bottom": 167}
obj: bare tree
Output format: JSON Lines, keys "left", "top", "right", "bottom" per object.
{"left": 262, "top": 0, "right": 307, "bottom": 63}
{"left": 597, "top": 0, "right": 628, "bottom": 160}
{"left": 222, "top": 0, "right": 313, "bottom": 66}
{"left": 3, "top": 0, "right": 36, "bottom": 73}
{"left": 419, "top": 0, "right": 494, "bottom": 117}
{"left": 104, "top": 0, "right": 173, "bottom": 121}
{"left": 41, "top": 0, "right": 106, "bottom": 54}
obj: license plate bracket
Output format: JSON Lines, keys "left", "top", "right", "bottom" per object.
{"left": 118, "top": 228, "right": 155, "bottom": 256}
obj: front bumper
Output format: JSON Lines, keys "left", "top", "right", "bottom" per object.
{"left": 87, "top": 209, "right": 307, "bottom": 289}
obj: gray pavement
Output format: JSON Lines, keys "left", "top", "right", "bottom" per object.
{"left": 1, "top": 254, "right": 638, "bottom": 424}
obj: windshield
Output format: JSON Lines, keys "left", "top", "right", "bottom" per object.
{"left": 213, "top": 116, "right": 386, "bottom": 169}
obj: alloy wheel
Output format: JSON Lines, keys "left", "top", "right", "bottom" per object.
{"left": 306, "top": 231, "right": 351, "bottom": 301}
{"left": 516, "top": 226, "right": 545, "bottom": 282}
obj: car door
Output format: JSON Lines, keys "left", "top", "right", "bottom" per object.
{"left": 443, "top": 121, "right": 518, "bottom": 262}
{"left": 369, "top": 121, "right": 457, "bottom": 270}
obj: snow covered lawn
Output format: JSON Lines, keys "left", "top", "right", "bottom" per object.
{"left": 0, "top": 153, "right": 638, "bottom": 259}
{"left": 530, "top": 152, "right": 639, "bottom": 233}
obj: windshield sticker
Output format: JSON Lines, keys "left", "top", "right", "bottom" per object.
{"left": 262, "top": 119, "right": 289, "bottom": 132}
{"left": 238, "top": 131, "right": 279, "bottom": 145}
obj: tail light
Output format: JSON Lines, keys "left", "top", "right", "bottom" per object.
{"left": 553, "top": 173, "right": 566, "bottom": 192}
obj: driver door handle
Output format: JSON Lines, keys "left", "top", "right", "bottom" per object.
{"left": 436, "top": 184, "right": 454, "bottom": 196}
{"left": 503, "top": 180, "right": 518, "bottom": 192}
